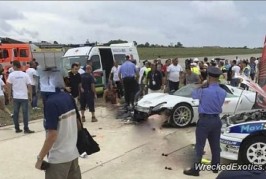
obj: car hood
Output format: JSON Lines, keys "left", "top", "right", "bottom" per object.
{"left": 137, "top": 93, "right": 191, "bottom": 108}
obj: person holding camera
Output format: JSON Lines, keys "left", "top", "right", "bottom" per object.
{"left": 183, "top": 66, "right": 226, "bottom": 176}
{"left": 35, "top": 66, "right": 81, "bottom": 179}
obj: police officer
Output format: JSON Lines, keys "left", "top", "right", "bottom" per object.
{"left": 118, "top": 55, "right": 139, "bottom": 108}
{"left": 183, "top": 66, "right": 227, "bottom": 176}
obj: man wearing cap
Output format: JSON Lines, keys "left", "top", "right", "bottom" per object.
{"left": 183, "top": 66, "right": 226, "bottom": 176}
{"left": 191, "top": 58, "right": 201, "bottom": 75}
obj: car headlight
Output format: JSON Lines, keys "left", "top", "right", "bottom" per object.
{"left": 224, "top": 127, "right": 230, "bottom": 134}
{"left": 151, "top": 102, "right": 167, "bottom": 112}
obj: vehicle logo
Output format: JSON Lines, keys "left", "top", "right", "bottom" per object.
{"left": 75, "top": 49, "right": 79, "bottom": 53}
{"left": 229, "top": 123, "right": 266, "bottom": 134}
{"left": 220, "top": 139, "right": 241, "bottom": 146}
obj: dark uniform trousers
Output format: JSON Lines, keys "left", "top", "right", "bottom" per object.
{"left": 123, "top": 77, "right": 137, "bottom": 106}
{"left": 194, "top": 114, "right": 222, "bottom": 168}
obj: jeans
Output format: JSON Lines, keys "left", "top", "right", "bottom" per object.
{"left": 31, "top": 85, "right": 38, "bottom": 108}
{"left": 13, "top": 99, "right": 29, "bottom": 130}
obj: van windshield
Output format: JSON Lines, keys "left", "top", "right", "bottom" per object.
{"left": 61, "top": 56, "right": 88, "bottom": 70}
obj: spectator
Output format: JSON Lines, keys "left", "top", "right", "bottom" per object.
{"left": 231, "top": 60, "right": 240, "bottom": 87}
{"left": 103, "top": 83, "right": 118, "bottom": 105}
{"left": 109, "top": 61, "right": 123, "bottom": 98}
{"left": 227, "top": 60, "right": 233, "bottom": 84}
{"left": 191, "top": 58, "right": 201, "bottom": 75}
{"left": 135, "top": 60, "right": 148, "bottom": 101}
{"left": 26, "top": 61, "right": 40, "bottom": 110}
{"left": 199, "top": 61, "right": 208, "bottom": 82}
{"left": 162, "top": 59, "right": 171, "bottom": 74}
{"left": 240, "top": 60, "right": 250, "bottom": 90}
{"left": 6, "top": 60, "right": 34, "bottom": 134}
{"left": 203, "top": 57, "right": 208, "bottom": 65}
{"left": 65, "top": 63, "right": 82, "bottom": 106}
{"left": 0, "top": 77, "right": 13, "bottom": 119}
{"left": 76, "top": 62, "right": 85, "bottom": 75}
{"left": 147, "top": 64, "right": 164, "bottom": 93}
{"left": 249, "top": 57, "right": 257, "bottom": 81}
{"left": 0, "top": 64, "right": 5, "bottom": 82}
{"left": 80, "top": 65, "right": 97, "bottom": 122}
{"left": 35, "top": 73, "right": 81, "bottom": 178}
{"left": 185, "top": 67, "right": 201, "bottom": 85}
{"left": 218, "top": 61, "right": 227, "bottom": 84}
{"left": 224, "top": 59, "right": 231, "bottom": 71}
{"left": 119, "top": 55, "right": 139, "bottom": 108}
{"left": 167, "top": 58, "right": 183, "bottom": 92}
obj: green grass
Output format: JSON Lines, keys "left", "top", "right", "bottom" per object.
{"left": 137, "top": 47, "right": 262, "bottom": 60}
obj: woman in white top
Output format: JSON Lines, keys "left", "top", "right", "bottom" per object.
{"left": 0, "top": 78, "right": 13, "bottom": 119}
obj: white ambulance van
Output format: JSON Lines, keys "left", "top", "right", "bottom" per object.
{"left": 61, "top": 42, "right": 140, "bottom": 94}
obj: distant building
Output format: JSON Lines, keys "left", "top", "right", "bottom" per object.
{"left": 0, "top": 37, "right": 25, "bottom": 44}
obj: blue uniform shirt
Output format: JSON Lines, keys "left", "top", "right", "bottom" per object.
{"left": 119, "top": 61, "right": 137, "bottom": 78}
{"left": 192, "top": 83, "right": 226, "bottom": 114}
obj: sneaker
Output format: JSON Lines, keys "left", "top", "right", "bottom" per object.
{"left": 15, "top": 129, "right": 23, "bottom": 133}
{"left": 81, "top": 116, "right": 86, "bottom": 122}
{"left": 91, "top": 117, "right": 98, "bottom": 122}
{"left": 24, "top": 129, "right": 35, "bottom": 134}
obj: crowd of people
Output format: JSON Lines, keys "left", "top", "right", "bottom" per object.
{"left": 0, "top": 54, "right": 262, "bottom": 178}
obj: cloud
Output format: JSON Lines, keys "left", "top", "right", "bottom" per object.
{"left": 0, "top": 1, "right": 264, "bottom": 47}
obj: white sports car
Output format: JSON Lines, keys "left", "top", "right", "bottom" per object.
{"left": 220, "top": 110, "right": 266, "bottom": 165}
{"left": 134, "top": 84, "right": 256, "bottom": 127}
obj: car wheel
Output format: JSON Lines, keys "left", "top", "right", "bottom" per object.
{"left": 170, "top": 103, "right": 193, "bottom": 127}
{"left": 239, "top": 136, "right": 266, "bottom": 165}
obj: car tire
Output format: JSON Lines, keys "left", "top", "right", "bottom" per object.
{"left": 170, "top": 103, "right": 193, "bottom": 128}
{"left": 239, "top": 136, "right": 266, "bottom": 165}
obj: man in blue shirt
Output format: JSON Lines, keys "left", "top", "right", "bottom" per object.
{"left": 184, "top": 66, "right": 227, "bottom": 177}
{"left": 118, "top": 55, "right": 139, "bottom": 107}
{"left": 35, "top": 68, "right": 81, "bottom": 179}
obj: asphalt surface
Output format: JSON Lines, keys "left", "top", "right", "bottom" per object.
{"left": 0, "top": 106, "right": 226, "bottom": 179}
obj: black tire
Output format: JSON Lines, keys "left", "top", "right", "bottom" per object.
{"left": 170, "top": 103, "right": 193, "bottom": 128}
{"left": 239, "top": 136, "right": 266, "bottom": 165}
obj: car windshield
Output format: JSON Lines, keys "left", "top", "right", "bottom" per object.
{"left": 173, "top": 84, "right": 236, "bottom": 98}
{"left": 173, "top": 84, "right": 197, "bottom": 97}
{"left": 61, "top": 56, "right": 88, "bottom": 70}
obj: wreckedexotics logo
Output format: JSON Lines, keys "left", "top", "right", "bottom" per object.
{"left": 194, "top": 163, "right": 264, "bottom": 171}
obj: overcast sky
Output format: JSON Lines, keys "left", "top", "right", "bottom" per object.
{"left": 0, "top": 1, "right": 265, "bottom": 47}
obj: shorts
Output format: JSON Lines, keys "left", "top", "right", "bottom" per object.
{"left": 45, "top": 158, "right": 81, "bottom": 179}
{"left": 80, "top": 92, "right": 95, "bottom": 112}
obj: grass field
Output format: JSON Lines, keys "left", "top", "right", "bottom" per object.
{"left": 137, "top": 47, "right": 262, "bottom": 60}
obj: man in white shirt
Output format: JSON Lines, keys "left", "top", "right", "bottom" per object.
{"left": 135, "top": 60, "right": 148, "bottom": 101}
{"left": 26, "top": 61, "right": 40, "bottom": 110}
{"left": 167, "top": 58, "right": 183, "bottom": 92}
{"left": 109, "top": 61, "right": 123, "bottom": 98}
{"left": 230, "top": 60, "right": 240, "bottom": 87}
{"left": 7, "top": 60, "right": 34, "bottom": 134}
